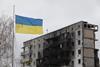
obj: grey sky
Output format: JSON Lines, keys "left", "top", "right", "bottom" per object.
{"left": 0, "top": 0, "right": 100, "bottom": 62}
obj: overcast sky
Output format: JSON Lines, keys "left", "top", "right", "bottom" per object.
{"left": 0, "top": 0, "right": 100, "bottom": 63}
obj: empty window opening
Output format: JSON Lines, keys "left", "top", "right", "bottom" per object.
{"left": 39, "top": 44, "right": 41, "bottom": 48}
{"left": 78, "top": 40, "right": 80, "bottom": 45}
{"left": 88, "top": 25, "right": 90, "bottom": 28}
{"left": 77, "top": 31, "right": 80, "bottom": 36}
{"left": 84, "top": 24, "right": 87, "bottom": 28}
{"left": 78, "top": 49, "right": 81, "bottom": 54}
{"left": 72, "top": 51, "right": 74, "bottom": 56}
{"left": 72, "top": 42, "right": 74, "bottom": 46}
{"left": 78, "top": 59, "right": 81, "bottom": 64}
{"left": 60, "top": 44, "right": 63, "bottom": 48}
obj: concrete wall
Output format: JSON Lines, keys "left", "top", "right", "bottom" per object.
{"left": 84, "top": 39, "right": 94, "bottom": 48}
{"left": 84, "top": 58, "right": 94, "bottom": 67}
{"left": 84, "top": 29, "right": 94, "bottom": 39}
{"left": 83, "top": 28, "right": 95, "bottom": 67}
{"left": 83, "top": 48, "right": 94, "bottom": 57}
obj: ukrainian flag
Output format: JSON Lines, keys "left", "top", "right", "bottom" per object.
{"left": 16, "top": 15, "right": 43, "bottom": 34}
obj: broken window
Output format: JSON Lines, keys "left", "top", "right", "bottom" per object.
{"left": 72, "top": 51, "right": 74, "bottom": 56}
{"left": 33, "top": 61, "right": 36, "bottom": 65}
{"left": 78, "top": 40, "right": 80, "bottom": 45}
{"left": 78, "top": 49, "right": 81, "bottom": 54}
{"left": 38, "top": 44, "right": 41, "bottom": 48}
{"left": 77, "top": 30, "right": 80, "bottom": 36}
{"left": 33, "top": 45, "right": 35, "bottom": 49}
{"left": 84, "top": 24, "right": 87, "bottom": 28}
{"left": 34, "top": 53, "right": 36, "bottom": 57}
{"left": 59, "top": 44, "right": 63, "bottom": 48}
{"left": 72, "top": 42, "right": 74, "bottom": 46}
{"left": 78, "top": 59, "right": 81, "bottom": 64}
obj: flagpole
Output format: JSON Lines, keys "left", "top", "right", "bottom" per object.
{"left": 12, "top": 5, "right": 15, "bottom": 67}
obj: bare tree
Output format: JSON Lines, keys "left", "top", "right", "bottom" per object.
{"left": 0, "top": 15, "right": 14, "bottom": 67}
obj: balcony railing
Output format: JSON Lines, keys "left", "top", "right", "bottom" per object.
{"left": 21, "top": 50, "right": 32, "bottom": 56}
{"left": 20, "top": 58, "right": 32, "bottom": 64}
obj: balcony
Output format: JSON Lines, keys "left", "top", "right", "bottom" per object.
{"left": 21, "top": 50, "right": 31, "bottom": 56}
{"left": 20, "top": 58, "right": 32, "bottom": 64}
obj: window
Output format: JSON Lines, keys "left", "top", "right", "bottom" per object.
{"left": 38, "top": 39, "right": 40, "bottom": 41}
{"left": 33, "top": 61, "right": 35, "bottom": 65}
{"left": 33, "top": 45, "right": 35, "bottom": 49}
{"left": 72, "top": 51, "right": 74, "bottom": 56}
{"left": 38, "top": 44, "right": 41, "bottom": 48}
{"left": 78, "top": 59, "right": 81, "bottom": 64}
{"left": 72, "top": 42, "right": 74, "bottom": 46}
{"left": 77, "top": 31, "right": 80, "bottom": 36}
{"left": 30, "top": 52, "right": 32, "bottom": 57}
{"left": 72, "top": 28, "right": 73, "bottom": 30}
{"left": 60, "top": 44, "right": 63, "bottom": 48}
{"left": 78, "top": 40, "right": 80, "bottom": 45}
{"left": 78, "top": 25, "right": 80, "bottom": 28}
{"left": 72, "top": 61, "right": 74, "bottom": 65}
{"left": 88, "top": 25, "right": 90, "bottom": 28}
{"left": 38, "top": 52, "right": 41, "bottom": 58}
{"left": 30, "top": 45, "right": 32, "bottom": 49}
{"left": 78, "top": 49, "right": 81, "bottom": 54}
{"left": 39, "top": 59, "right": 42, "bottom": 63}
{"left": 71, "top": 32, "right": 74, "bottom": 37}
{"left": 34, "top": 53, "right": 36, "bottom": 57}
{"left": 23, "top": 55, "right": 25, "bottom": 58}
{"left": 64, "top": 33, "right": 67, "bottom": 38}
{"left": 34, "top": 41, "right": 35, "bottom": 43}
{"left": 84, "top": 24, "right": 87, "bottom": 28}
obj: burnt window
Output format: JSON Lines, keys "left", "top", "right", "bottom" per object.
{"left": 38, "top": 39, "right": 40, "bottom": 41}
{"left": 88, "top": 25, "right": 90, "bottom": 28}
{"left": 78, "top": 59, "right": 81, "bottom": 64}
{"left": 78, "top": 40, "right": 80, "bottom": 45}
{"left": 72, "top": 61, "right": 74, "bottom": 65}
{"left": 77, "top": 31, "right": 80, "bottom": 36}
{"left": 23, "top": 55, "right": 25, "bottom": 58}
{"left": 78, "top": 25, "right": 80, "bottom": 28}
{"left": 38, "top": 52, "right": 41, "bottom": 58}
{"left": 72, "top": 42, "right": 74, "bottom": 46}
{"left": 72, "top": 51, "right": 74, "bottom": 56}
{"left": 84, "top": 24, "right": 87, "bottom": 28}
{"left": 59, "top": 44, "right": 63, "bottom": 48}
{"left": 34, "top": 41, "right": 35, "bottom": 43}
{"left": 71, "top": 32, "right": 74, "bottom": 37}
{"left": 78, "top": 49, "right": 81, "bottom": 54}
{"left": 64, "top": 33, "right": 67, "bottom": 38}
{"left": 33, "top": 61, "right": 35, "bottom": 65}
{"left": 91, "top": 25, "right": 94, "bottom": 28}
{"left": 72, "top": 28, "right": 73, "bottom": 30}
{"left": 29, "top": 53, "right": 32, "bottom": 58}
{"left": 38, "top": 44, "right": 41, "bottom": 48}
{"left": 33, "top": 45, "right": 35, "bottom": 49}
{"left": 30, "top": 45, "right": 32, "bottom": 49}
{"left": 34, "top": 53, "right": 36, "bottom": 57}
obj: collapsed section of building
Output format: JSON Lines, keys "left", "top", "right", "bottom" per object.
{"left": 21, "top": 21, "right": 99, "bottom": 67}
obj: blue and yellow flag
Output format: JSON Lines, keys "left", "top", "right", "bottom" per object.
{"left": 16, "top": 15, "right": 43, "bottom": 34}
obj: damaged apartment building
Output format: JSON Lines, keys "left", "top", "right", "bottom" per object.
{"left": 21, "top": 21, "right": 99, "bottom": 67}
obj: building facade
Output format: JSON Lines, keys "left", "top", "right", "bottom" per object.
{"left": 21, "top": 21, "right": 99, "bottom": 67}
